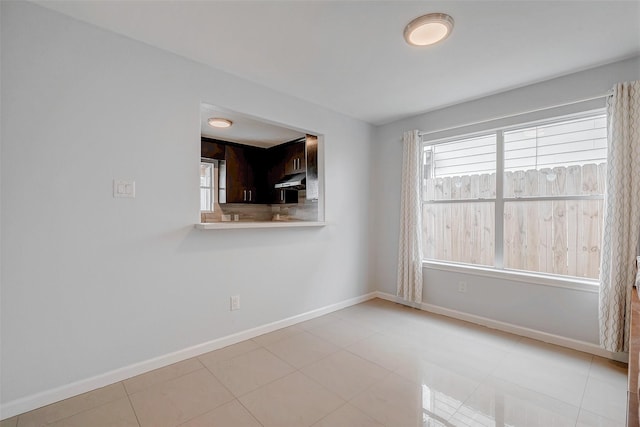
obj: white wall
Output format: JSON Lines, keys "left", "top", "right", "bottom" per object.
{"left": 371, "top": 56, "right": 640, "bottom": 345}
{"left": 0, "top": 1, "right": 373, "bottom": 410}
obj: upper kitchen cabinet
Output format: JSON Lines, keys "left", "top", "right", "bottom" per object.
{"left": 284, "top": 141, "right": 306, "bottom": 175}
{"left": 201, "top": 138, "right": 225, "bottom": 160}
{"left": 266, "top": 143, "right": 287, "bottom": 186}
{"left": 266, "top": 144, "right": 296, "bottom": 204}
{"left": 269, "top": 135, "right": 318, "bottom": 201}
{"left": 224, "top": 144, "right": 262, "bottom": 203}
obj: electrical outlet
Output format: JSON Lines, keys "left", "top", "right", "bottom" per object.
{"left": 457, "top": 281, "right": 467, "bottom": 293}
{"left": 113, "top": 179, "right": 135, "bottom": 198}
{"left": 230, "top": 295, "right": 240, "bottom": 311}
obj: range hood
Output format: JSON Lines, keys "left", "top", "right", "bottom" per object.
{"left": 275, "top": 173, "right": 306, "bottom": 190}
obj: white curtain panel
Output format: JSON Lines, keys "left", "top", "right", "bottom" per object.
{"left": 397, "top": 130, "right": 424, "bottom": 303}
{"left": 599, "top": 80, "right": 640, "bottom": 352}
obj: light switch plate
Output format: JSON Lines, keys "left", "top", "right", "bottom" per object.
{"left": 230, "top": 295, "right": 240, "bottom": 311}
{"left": 113, "top": 179, "right": 135, "bottom": 198}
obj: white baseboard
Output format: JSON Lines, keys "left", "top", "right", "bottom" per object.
{"left": 0, "top": 292, "right": 377, "bottom": 420}
{"left": 4, "top": 290, "right": 625, "bottom": 420}
{"left": 374, "top": 291, "right": 627, "bottom": 363}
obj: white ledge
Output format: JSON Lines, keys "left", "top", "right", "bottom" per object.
{"left": 422, "top": 260, "right": 599, "bottom": 293}
{"left": 195, "top": 221, "right": 326, "bottom": 230}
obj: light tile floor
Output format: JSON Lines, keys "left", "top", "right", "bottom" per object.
{"left": 3, "top": 298, "right": 628, "bottom": 427}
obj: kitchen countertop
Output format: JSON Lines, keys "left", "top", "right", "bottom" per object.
{"left": 195, "top": 221, "right": 326, "bottom": 230}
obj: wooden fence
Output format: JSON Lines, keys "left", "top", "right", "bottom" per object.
{"left": 423, "top": 163, "right": 606, "bottom": 279}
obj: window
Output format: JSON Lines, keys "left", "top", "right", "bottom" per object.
{"left": 422, "top": 134, "right": 497, "bottom": 267}
{"left": 422, "top": 111, "right": 607, "bottom": 280}
{"left": 200, "top": 161, "right": 214, "bottom": 211}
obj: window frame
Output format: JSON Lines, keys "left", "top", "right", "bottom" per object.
{"left": 200, "top": 160, "right": 215, "bottom": 212}
{"left": 421, "top": 109, "right": 606, "bottom": 288}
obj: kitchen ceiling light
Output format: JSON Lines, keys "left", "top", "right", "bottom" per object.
{"left": 208, "top": 117, "right": 233, "bottom": 128}
{"left": 404, "top": 13, "right": 454, "bottom": 46}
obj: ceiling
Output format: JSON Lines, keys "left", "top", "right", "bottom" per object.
{"left": 201, "top": 103, "right": 305, "bottom": 148}
{"left": 34, "top": 0, "right": 640, "bottom": 125}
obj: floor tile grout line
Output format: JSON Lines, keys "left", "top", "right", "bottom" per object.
{"left": 250, "top": 324, "right": 307, "bottom": 347}
{"left": 296, "top": 359, "right": 393, "bottom": 404}
{"left": 334, "top": 345, "right": 398, "bottom": 379}
{"left": 286, "top": 370, "right": 351, "bottom": 426}
{"left": 34, "top": 388, "right": 135, "bottom": 427}
{"left": 198, "top": 339, "right": 306, "bottom": 402}
{"left": 16, "top": 383, "right": 130, "bottom": 427}
{"left": 195, "top": 363, "right": 245, "bottom": 402}
{"left": 261, "top": 331, "right": 344, "bottom": 369}
{"left": 575, "top": 407, "right": 627, "bottom": 426}
{"left": 123, "top": 358, "right": 205, "bottom": 396}
{"left": 234, "top": 368, "right": 348, "bottom": 427}
{"left": 198, "top": 341, "right": 261, "bottom": 366}
{"left": 170, "top": 397, "right": 252, "bottom": 427}
{"left": 577, "top": 355, "right": 596, "bottom": 413}
{"left": 258, "top": 344, "right": 301, "bottom": 371}
{"left": 126, "top": 366, "right": 213, "bottom": 398}
{"left": 338, "top": 376, "right": 393, "bottom": 427}
{"left": 254, "top": 339, "right": 396, "bottom": 406}
{"left": 237, "top": 363, "right": 320, "bottom": 400}
{"left": 306, "top": 401, "right": 371, "bottom": 427}
{"left": 577, "top": 373, "right": 628, "bottom": 424}
{"left": 201, "top": 344, "right": 297, "bottom": 375}
{"left": 304, "top": 326, "right": 377, "bottom": 350}
{"left": 342, "top": 370, "right": 395, "bottom": 405}
{"left": 123, "top": 384, "right": 143, "bottom": 427}
{"left": 202, "top": 351, "right": 299, "bottom": 400}
{"left": 484, "top": 373, "right": 584, "bottom": 419}
{"left": 260, "top": 336, "right": 339, "bottom": 370}
{"left": 234, "top": 398, "right": 266, "bottom": 427}
{"left": 444, "top": 369, "right": 489, "bottom": 425}
{"left": 126, "top": 368, "right": 237, "bottom": 427}
{"left": 340, "top": 333, "right": 412, "bottom": 373}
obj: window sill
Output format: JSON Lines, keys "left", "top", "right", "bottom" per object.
{"left": 422, "top": 260, "right": 599, "bottom": 293}
{"left": 195, "top": 221, "right": 326, "bottom": 230}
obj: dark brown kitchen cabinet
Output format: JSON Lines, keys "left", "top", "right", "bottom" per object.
{"left": 266, "top": 143, "right": 303, "bottom": 204}
{"left": 225, "top": 145, "right": 259, "bottom": 203}
{"left": 201, "top": 138, "right": 225, "bottom": 160}
{"left": 284, "top": 141, "right": 306, "bottom": 175}
{"left": 273, "top": 188, "right": 298, "bottom": 204}
{"left": 266, "top": 144, "right": 288, "bottom": 203}
{"left": 266, "top": 138, "right": 316, "bottom": 203}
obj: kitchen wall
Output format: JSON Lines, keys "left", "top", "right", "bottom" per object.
{"left": 371, "top": 56, "right": 640, "bottom": 348}
{"left": 0, "top": 0, "right": 373, "bottom": 414}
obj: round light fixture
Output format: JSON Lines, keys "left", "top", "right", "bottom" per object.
{"left": 208, "top": 117, "right": 233, "bottom": 128}
{"left": 404, "top": 13, "right": 454, "bottom": 46}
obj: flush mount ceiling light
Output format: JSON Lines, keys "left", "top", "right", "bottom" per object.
{"left": 404, "top": 13, "right": 454, "bottom": 46}
{"left": 207, "top": 117, "right": 233, "bottom": 128}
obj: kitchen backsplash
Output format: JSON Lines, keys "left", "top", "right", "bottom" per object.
{"left": 200, "top": 191, "right": 318, "bottom": 223}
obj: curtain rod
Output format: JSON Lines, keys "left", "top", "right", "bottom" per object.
{"left": 418, "top": 91, "right": 613, "bottom": 138}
